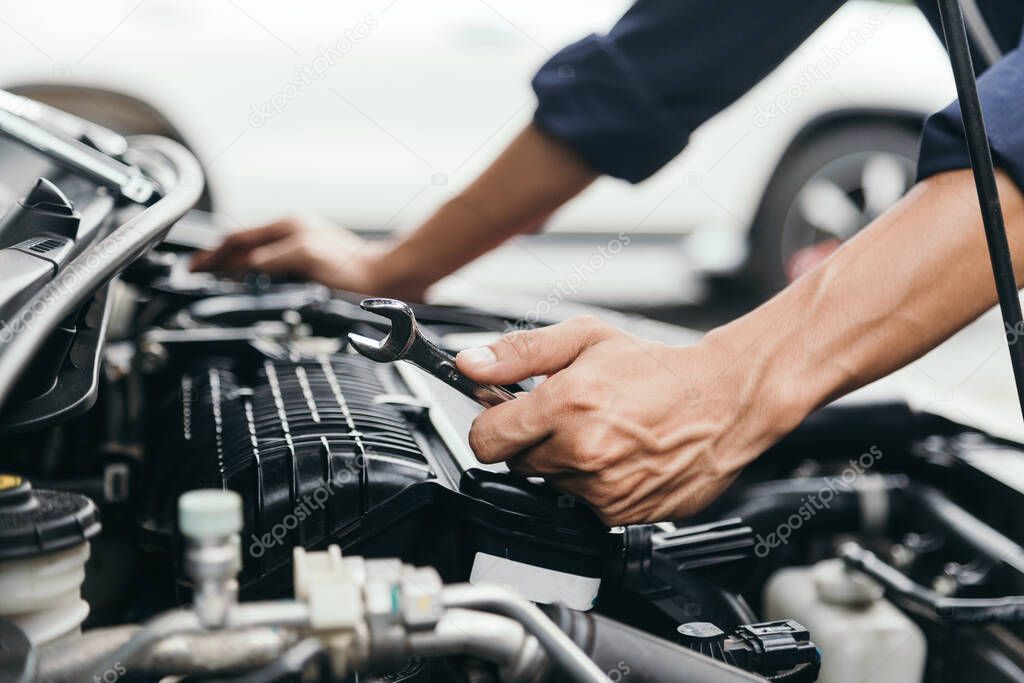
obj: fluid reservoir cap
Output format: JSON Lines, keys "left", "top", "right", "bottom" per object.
{"left": 179, "top": 489, "right": 243, "bottom": 540}
{"left": 22, "top": 178, "right": 74, "bottom": 215}
{"left": 0, "top": 474, "right": 101, "bottom": 560}
{"left": 814, "top": 558, "right": 883, "bottom": 606}
{"left": 677, "top": 621, "right": 726, "bottom": 645}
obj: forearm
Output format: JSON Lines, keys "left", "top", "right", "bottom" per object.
{"left": 376, "top": 123, "right": 597, "bottom": 299}
{"left": 711, "top": 169, "right": 1024, "bottom": 445}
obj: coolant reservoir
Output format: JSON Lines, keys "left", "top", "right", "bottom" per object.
{"left": 0, "top": 474, "right": 101, "bottom": 644}
{"left": 764, "top": 559, "right": 926, "bottom": 683}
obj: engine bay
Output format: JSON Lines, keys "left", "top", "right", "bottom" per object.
{"left": 2, "top": 91, "right": 1024, "bottom": 683}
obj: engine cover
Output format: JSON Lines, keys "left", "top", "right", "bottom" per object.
{"left": 141, "top": 343, "right": 611, "bottom": 604}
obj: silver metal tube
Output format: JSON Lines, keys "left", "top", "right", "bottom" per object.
{"left": 84, "top": 601, "right": 309, "bottom": 681}
{"left": 408, "top": 608, "right": 547, "bottom": 683}
{"left": 139, "top": 626, "right": 300, "bottom": 675}
{"left": 84, "top": 610, "right": 201, "bottom": 682}
{"left": 228, "top": 601, "right": 312, "bottom": 628}
{"left": 440, "top": 584, "right": 610, "bottom": 683}
{"left": 0, "top": 134, "right": 203, "bottom": 411}
{"left": 0, "top": 106, "right": 154, "bottom": 201}
{"left": 39, "top": 625, "right": 299, "bottom": 681}
{"left": 37, "top": 626, "right": 141, "bottom": 683}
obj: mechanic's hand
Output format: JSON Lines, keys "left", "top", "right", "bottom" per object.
{"left": 456, "top": 316, "right": 792, "bottom": 526}
{"left": 190, "top": 214, "right": 398, "bottom": 296}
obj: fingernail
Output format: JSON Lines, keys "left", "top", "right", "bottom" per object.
{"left": 459, "top": 346, "right": 496, "bottom": 367}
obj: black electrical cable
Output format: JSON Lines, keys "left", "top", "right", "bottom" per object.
{"left": 839, "top": 542, "right": 1024, "bottom": 624}
{"left": 936, "top": 0, "right": 1024, "bottom": 423}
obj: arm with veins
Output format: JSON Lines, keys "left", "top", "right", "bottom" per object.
{"left": 457, "top": 169, "right": 1024, "bottom": 525}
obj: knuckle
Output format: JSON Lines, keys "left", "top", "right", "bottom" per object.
{"left": 467, "top": 422, "right": 494, "bottom": 459}
{"left": 570, "top": 314, "right": 600, "bottom": 330}
{"left": 568, "top": 383, "right": 605, "bottom": 412}
{"left": 571, "top": 433, "right": 610, "bottom": 472}
{"left": 569, "top": 314, "right": 608, "bottom": 340}
{"left": 503, "top": 329, "right": 540, "bottom": 362}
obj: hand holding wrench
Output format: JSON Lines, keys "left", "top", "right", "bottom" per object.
{"left": 347, "top": 298, "right": 516, "bottom": 407}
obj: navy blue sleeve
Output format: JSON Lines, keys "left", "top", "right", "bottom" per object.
{"left": 917, "top": 36, "right": 1024, "bottom": 190}
{"left": 531, "top": 0, "right": 847, "bottom": 183}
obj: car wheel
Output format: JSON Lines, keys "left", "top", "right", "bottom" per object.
{"left": 745, "top": 120, "right": 919, "bottom": 298}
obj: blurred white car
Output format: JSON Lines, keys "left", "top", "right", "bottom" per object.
{"left": 0, "top": 0, "right": 954, "bottom": 297}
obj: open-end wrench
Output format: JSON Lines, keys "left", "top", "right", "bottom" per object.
{"left": 347, "top": 298, "right": 516, "bottom": 408}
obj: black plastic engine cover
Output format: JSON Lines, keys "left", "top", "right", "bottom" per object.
{"left": 141, "top": 349, "right": 611, "bottom": 598}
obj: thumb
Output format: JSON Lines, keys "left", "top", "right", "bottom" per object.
{"left": 456, "top": 315, "right": 611, "bottom": 384}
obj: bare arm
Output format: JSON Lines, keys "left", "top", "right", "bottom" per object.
{"left": 728, "top": 168, "right": 1024, "bottom": 421}
{"left": 458, "top": 169, "right": 1024, "bottom": 525}
{"left": 379, "top": 123, "right": 597, "bottom": 299}
{"left": 191, "top": 123, "right": 596, "bottom": 299}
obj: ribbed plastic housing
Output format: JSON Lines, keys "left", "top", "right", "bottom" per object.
{"left": 142, "top": 354, "right": 433, "bottom": 589}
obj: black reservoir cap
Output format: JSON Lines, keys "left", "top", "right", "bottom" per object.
{"left": 0, "top": 178, "right": 81, "bottom": 247}
{"left": 22, "top": 178, "right": 75, "bottom": 216}
{"left": 0, "top": 474, "right": 100, "bottom": 560}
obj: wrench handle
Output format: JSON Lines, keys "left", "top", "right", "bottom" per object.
{"left": 408, "top": 336, "right": 517, "bottom": 407}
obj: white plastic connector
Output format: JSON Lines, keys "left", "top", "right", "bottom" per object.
{"left": 293, "top": 546, "right": 366, "bottom": 630}
{"left": 178, "top": 489, "right": 243, "bottom": 540}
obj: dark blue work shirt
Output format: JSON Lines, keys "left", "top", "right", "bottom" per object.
{"left": 532, "top": 0, "right": 1024, "bottom": 186}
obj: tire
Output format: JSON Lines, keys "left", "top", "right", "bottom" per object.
{"left": 745, "top": 120, "right": 920, "bottom": 298}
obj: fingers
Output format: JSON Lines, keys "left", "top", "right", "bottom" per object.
{"left": 243, "top": 237, "right": 309, "bottom": 275}
{"left": 505, "top": 439, "right": 574, "bottom": 476}
{"left": 468, "top": 392, "right": 553, "bottom": 464}
{"left": 456, "top": 315, "right": 611, "bottom": 385}
{"left": 190, "top": 220, "right": 297, "bottom": 272}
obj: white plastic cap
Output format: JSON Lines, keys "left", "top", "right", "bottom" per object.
{"left": 814, "top": 558, "right": 883, "bottom": 606}
{"left": 178, "top": 489, "right": 243, "bottom": 540}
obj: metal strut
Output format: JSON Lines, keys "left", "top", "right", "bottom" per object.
{"left": 936, "top": 0, "right": 1024, "bottom": 423}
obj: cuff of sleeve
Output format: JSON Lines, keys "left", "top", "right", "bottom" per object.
{"left": 917, "top": 50, "right": 1024, "bottom": 191}
{"left": 532, "top": 34, "right": 687, "bottom": 184}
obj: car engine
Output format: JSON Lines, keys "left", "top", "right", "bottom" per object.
{"left": 2, "top": 64, "right": 1024, "bottom": 683}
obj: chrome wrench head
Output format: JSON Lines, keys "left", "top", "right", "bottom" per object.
{"left": 346, "top": 298, "right": 417, "bottom": 362}
{"left": 347, "top": 297, "right": 517, "bottom": 407}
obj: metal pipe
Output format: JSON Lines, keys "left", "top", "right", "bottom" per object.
{"left": 440, "top": 584, "right": 610, "bottom": 683}
{"left": 717, "top": 477, "right": 1024, "bottom": 579}
{"left": 0, "top": 135, "right": 203, "bottom": 411}
{"left": 936, "top": 0, "right": 1024, "bottom": 422}
{"left": 138, "top": 626, "right": 300, "bottom": 675}
{"left": 83, "top": 601, "right": 309, "bottom": 682}
{"left": 0, "top": 110, "right": 155, "bottom": 202}
{"left": 39, "top": 625, "right": 299, "bottom": 681}
{"left": 840, "top": 542, "right": 1024, "bottom": 623}
{"left": 911, "top": 484, "right": 1024, "bottom": 576}
{"left": 37, "top": 626, "right": 140, "bottom": 683}
{"left": 83, "top": 610, "right": 201, "bottom": 682}
{"left": 408, "top": 608, "right": 547, "bottom": 683}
